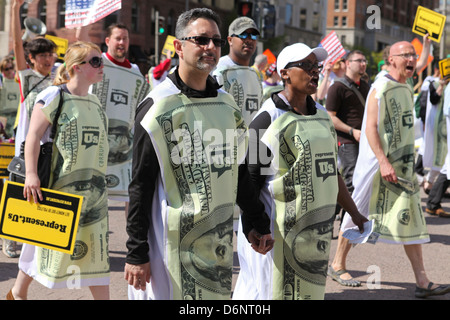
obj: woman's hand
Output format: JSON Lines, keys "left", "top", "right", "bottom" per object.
{"left": 23, "top": 172, "right": 43, "bottom": 203}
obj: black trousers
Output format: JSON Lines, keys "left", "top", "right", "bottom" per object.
{"left": 426, "top": 172, "right": 450, "bottom": 210}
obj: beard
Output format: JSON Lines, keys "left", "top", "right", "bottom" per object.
{"left": 196, "top": 54, "right": 217, "bottom": 72}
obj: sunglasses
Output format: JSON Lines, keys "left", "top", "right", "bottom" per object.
{"left": 80, "top": 56, "right": 103, "bottom": 68}
{"left": 232, "top": 32, "right": 258, "bottom": 40}
{"left": 180, "top": 36, "right": 226, "bottom": 48}
{"left": 2, "top": 67, "right": 14, "bottom": 72}
{"left": 285, "top": 61, "right": 323, "bottom": 73}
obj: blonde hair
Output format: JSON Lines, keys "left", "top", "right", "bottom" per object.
{"left": 53, "top": 41, "right": 102, "bottom": 86}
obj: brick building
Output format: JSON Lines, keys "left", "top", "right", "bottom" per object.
{"left": 327, "top": 0, "right": 440, "bottom": 52}
{"left": 3, "top": 0, "right": 234, "bottom": 74}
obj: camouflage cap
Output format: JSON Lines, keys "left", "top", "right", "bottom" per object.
{"left": 228, "top": 17, "right": 260, "bottom": 36}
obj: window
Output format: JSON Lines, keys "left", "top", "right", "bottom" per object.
{"left": 342, "top": 0, "right": 348, "bottom": 11}
{"left": 104, "top": 11, "right": 118, "bottom": 28}
{"left": 342, "top": 16, "right": 347, "bottom": 27}
{"left": 57, "top": 0, "right": 66, "bottom": 28}
{"left": 334, "top": 0, "right": 340, "bottom": 11}
{"left": 334, "top": 16, "right": 339, "bottom": 27}
{"left": 131, "top": 1, "right": 139, "bottom": 33}
{"left": 38, "top": 0, "right": 47, "bottom": 25}
{"left": 300, "top": 9, "right": 307, "bottom": 29}
{"left": 286, "top": 4, "right": 293, "bottom": 25}
{"left": 167, "top": 10, "right": 176, "bottom": 35}
{"left": 0, "top": 0, "right": 5, "bottom": 31}
{"left": 20, "top": 3, "right": 28, "bottom": 28}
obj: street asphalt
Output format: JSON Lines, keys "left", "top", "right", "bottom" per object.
{"left": 1, "top": 188, "right": 449, "bottom": 301}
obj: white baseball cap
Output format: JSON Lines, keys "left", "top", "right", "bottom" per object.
{"left": 277, "top": 43, "right": 328, "bottom": 76}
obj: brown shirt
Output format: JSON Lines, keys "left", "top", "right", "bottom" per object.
{"left": 326, "top": 75, "right": 370, "bottom": 144}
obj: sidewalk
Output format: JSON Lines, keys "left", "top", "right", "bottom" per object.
{"left": 1, "top": 190, "right": 449, "bottom": 300}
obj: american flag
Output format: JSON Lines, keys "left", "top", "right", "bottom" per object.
{"left": 65, "top": 0, "right": 121, "bottom": 29}
{"left": 319, "top": 31, "right": 347, "bottom": 68}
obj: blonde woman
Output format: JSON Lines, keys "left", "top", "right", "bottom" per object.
{"left": 7, "top": 41, "right": 110, "bottom": 300}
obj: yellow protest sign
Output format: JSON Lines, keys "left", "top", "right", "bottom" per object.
{"left": 0, "top": 143, "right": 15, "bottom": 178}
{"left": 412, "top": 6, "right": 446, "bottom": 43}
{"left": 0, "top": 181, "right": 83, "bottom": 254}
{"left": 45, "top": 34, "right": 69, "bottom": 60}
{"left": 162, "top": 35, "right": 176, "bottom": 58}
{"left": 439, "top": 58, "right": 450, "bottom": 79}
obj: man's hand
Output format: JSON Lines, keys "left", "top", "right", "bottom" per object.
{"left": 248, "top": 229, "right": 274, "bottom": 255}
{"left": 124, "top": 262, "right": 151, "bottom": 291}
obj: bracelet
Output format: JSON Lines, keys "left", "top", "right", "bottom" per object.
{"left": 348, "top": 128, "right": 354, "bottom": 136}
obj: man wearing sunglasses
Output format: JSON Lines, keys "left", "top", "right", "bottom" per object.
{"left": 213, "top": 17, "right": 263, "bottom": 127}
{"left": 125, "top": 8, "right": 272, "bottom": 300}
{"left": 79, "top": 23, "right": 150, "bottom": 213}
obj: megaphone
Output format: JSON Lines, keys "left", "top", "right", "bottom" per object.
{"left": 22, "top": 17, "right": 47, "bottom": 41}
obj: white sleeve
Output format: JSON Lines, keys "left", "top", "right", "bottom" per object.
{"left": 35, "top": 85, "right": 60, "bottom": 108}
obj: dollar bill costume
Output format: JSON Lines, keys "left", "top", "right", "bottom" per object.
{"left": 213, "top": 55, "right": 263, "bottom": 128}
{"left": 15, "top": 69, "right": 52, "bottom": 156}
{"left": 18, "top": 85, "right": 110, "bottom": 288}
{"left": 234, "top": 93, "right": 339, "bottom": 300}
{"left": 126, "top": 70, "right": 270, "bottom": 300}
{"left": 90, "top": 53, "right": 149, "bottom": 201}
{"left": 418, "top": 76, "right": 447, "bottom": 171}
{"left": 342, "top": 75, "right": 430, "bottom": 244}
{"left": 0, "top": 76, "right": 21, "bottom": 137}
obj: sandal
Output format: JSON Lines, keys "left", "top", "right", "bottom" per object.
{"left": 415, "top": 282, "right": 450, "bottom": 298}
{"left": 328, "top": 266, "right": 361, "bottom": 287}
{"left": 6, "top": 289, "right": 14, "bottom": 300}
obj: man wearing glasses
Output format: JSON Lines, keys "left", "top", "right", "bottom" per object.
{"left": 325, "top": 50, "right": 370, "bottom": 288}
{"left": 213, "top": 17, "right": 263, "bottom": 127}
{"left": 124, "top": 8, "right": 273, "bottom": 300}
{"left": 341, "top": 41, "right": 450, "bottom": 298}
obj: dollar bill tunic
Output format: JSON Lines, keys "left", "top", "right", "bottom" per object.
{"left": 0, "top": 77, "right": 21, "bottom": 137}
{"left": 90, "top": 53, "right": 149, "bottom": 201}
{"left": 18, "top": 85, "right": 110, "bottom": 289}
{"left": 213, "top": 55, "right": 263, "bottom": 127}
{"left": 342, "top": 75, "right": 430, "bottom": 244}
{"left": 126, "top": 70, "right": 270, "bottom": 300}
{"left": 418, "top": 76, "right": 447, "bottom": 171}
{"left": 233, "top": 93, "right": 339, "bottom": 300}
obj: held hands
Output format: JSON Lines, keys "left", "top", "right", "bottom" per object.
{"left": 247, "top": 229, "right": 274, "bottom": 255}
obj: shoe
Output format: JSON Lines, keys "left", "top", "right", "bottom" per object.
{"left": 6, "top": 289, "right": 14, "bottom": 300}
{"left": 2, "top": 239, "right": 20, "bottom": 258}
{"left": 328, "top": 266, "right": 361, "bottom": 287}
{"left": 415, "top": 282, "right": 450, "bottom": 298}
{"left": 425, "top": 208, "right": 450, "bottom": 218}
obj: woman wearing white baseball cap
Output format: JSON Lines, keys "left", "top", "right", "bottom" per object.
{"left": 234, "top": 43, "right": 367, "bottom": 300}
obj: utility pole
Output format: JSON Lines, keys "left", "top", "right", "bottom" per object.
{"left": 155, "top": 10, "right": 159, "bottom": 65}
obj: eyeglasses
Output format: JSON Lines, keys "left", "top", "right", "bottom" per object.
{"left": 349, "top": 59, "right": 367, "bottom": 64}
{"left": 391, "top": 53, "right": 419, "bottom": 60}
{"left": 80, "top": 56, "right": 103, "bottom": 68}
{"left": 180, "top": 36, "right": 226, "bottom": 48}
{"left": 285, "top": 61, "right": 323, "bottom": 73}
{"left": 232, "top": 32, "right": 258, "bottom": 40}
{"left": 2, "top": 67, "right": 14, "bottom": 72}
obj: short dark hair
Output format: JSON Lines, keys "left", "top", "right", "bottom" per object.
{"left": 106, "top": 23, "right": 129, "bottom": 38}
{"left": 175, "top": 8, "right": 221, "bottom": 39}
{"left": 24, "top": 37, "right": 56, "bottom": 66}
{"left": 346, "top": 50, "right": 365, "bottom": 61}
